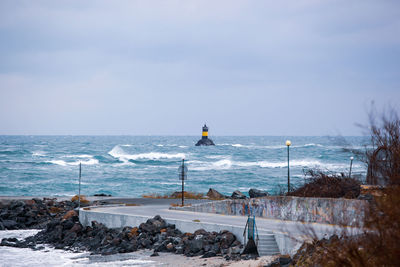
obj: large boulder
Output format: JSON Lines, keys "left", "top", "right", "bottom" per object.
{"left": 231, "top": 190, "right": 247, "bottom": 199}
{"left": 248, "top": 189, "right": 269, "bottom": 198}
{"left": 206, "top": 188, "right": 226, "bottom": 199}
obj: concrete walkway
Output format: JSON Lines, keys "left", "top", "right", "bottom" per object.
{"left": 79, "top": 203, "right": 356, "bottom": 255}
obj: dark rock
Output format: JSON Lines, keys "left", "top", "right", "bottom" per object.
{"left": 194, "top": 229, "right": 208, "bottom": 236}
{"left": 231, "top": 190, "right": 247, "bottom": 199}
{"left": 206, "top": 188, "right": 226, "bottom": 199}
{"left": 2, "top": 219, "right": 18, "bottom": 229}
{"left": 70, "top": 223, "right": 82, "bottom": 233}
{"left": 201, "top": 251, "right": 216, "bottom": 258}
{"left": 139, "top": 222, "right": 157, "bottom": 234}
{"left": 150, "top": 251, "right": 159, "bottom": 257}
{"left": 189, "top": 235, "right": 204, "bottom": 253}
{"left": 220, "top": 232, "right": 236, "bottom": 249}
{"left": 279, "top": 255, "right": 292, "bottom": 266}
{"left": 93, "top": 193, "right": 111, "bottom": 197}
{"left": 248, "top": 188, "right": 269, "bottom": 198}
{"left": 195, "top": 138, "right": 215, "bottom": 146}
{"left": 265, "top": 259, "right": 280, "bottom": 267}
{"left": 175, "top": 245, "right": 184, "bottom": 254}
{"left": 61, "top": 219, "right": 75, "bottom": 230}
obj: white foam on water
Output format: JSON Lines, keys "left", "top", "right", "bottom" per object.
{"left": 189, "top": 158, "right": 362, "bottom": 171}
{"left": 63, "top": 154, "right": 93, "bottom": 158}
{"left": 231, "top": 144, "right": 244, "bottom": 147}
{"left": 108, "top": 146, "right": 185, "bottom": 161}
{"left": 46, "top": 158, "right": 99, "bottom": 166}
{"left": 32, "top": 151, "right": 46, "bottom": 157}
{"left": 189, "top": 159, "right": 233, "bottom": 171}
{"left": 0, "top": 230, "right": 157, "bottom": 267}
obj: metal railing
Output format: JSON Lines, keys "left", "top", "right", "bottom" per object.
{"left": 243, "top": 215, "right": 259, "bottom": 246}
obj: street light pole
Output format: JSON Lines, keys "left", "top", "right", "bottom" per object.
{"left": 181, "top": 159, "right": 185, "bottom": 206}
{"left": 286, "top": 140, "right": 291, "bottom": 193}
{"left": 349, "top": 156, "right": 354, "bottom": 178}
{"left": 78, "top": 162, "right": 81, "bottom": 211}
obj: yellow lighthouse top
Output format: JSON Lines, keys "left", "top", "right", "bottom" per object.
{"left": 202, "top": 124, "right": 208, "bottom": 137}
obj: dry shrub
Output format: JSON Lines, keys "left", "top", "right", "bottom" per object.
{"left": 170, "top": 191, "right": 204, "bottom": 199}
{"left": 291, "top": 108, "right": 400, "bottom": 266}
{"left": 142, "top": 191, "right": 204, "bottom": 199}
{"left": 71, "top": 195, "right": 90, "bottom": 204}
{"left": 287, "top": 170, "right": 361, "bottom": 199}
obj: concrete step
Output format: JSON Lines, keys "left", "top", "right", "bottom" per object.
{"left": 257, "top": 234, "right": 280, "bottom": 256}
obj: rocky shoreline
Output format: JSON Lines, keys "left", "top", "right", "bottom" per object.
{"left": 0, "top": 198, "right": 78, "bottom": 230}
{"left": 0, "top": 198, "right": 258, "bottom": 263}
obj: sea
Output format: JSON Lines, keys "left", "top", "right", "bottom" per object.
{"left": 0, "top": 135, "right": 368, "bottom": 266}
{"left": 0, "top": 135, "right": 368, "bottom": 197}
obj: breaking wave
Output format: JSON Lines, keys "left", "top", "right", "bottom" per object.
{"left": 46, "top": 158, "right": 99, "bottom": 166}
{"left": 108, "top": 146, "right": 185, "bottom": 162}
{"left": 189, "top": 159, "right": 359, "bottom": 171}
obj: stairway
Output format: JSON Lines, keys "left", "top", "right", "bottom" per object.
{"left": 257, "top": 234, "right": 280, "bottom": 256}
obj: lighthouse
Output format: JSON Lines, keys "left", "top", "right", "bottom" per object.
{"left": 195, "top": 124, "right": 215, "bottom": 146}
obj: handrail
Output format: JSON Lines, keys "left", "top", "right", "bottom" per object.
{"left": 243, "top": 215, "right": 249, "bottom": 246}
{"left": 254, "top": 216, "right": 259, "bottom": 247}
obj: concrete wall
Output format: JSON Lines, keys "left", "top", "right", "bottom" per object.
{"left": 173, "top": 196, "right": 366, "bottom": 227}
{"left": 79, "top": 207, "right": 273, "bottom": 244}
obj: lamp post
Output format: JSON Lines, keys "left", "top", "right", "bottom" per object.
{"left": 78, "top": 162, "right": 81, "bottom": 211}
{"left": 286, "top": 140, "right": 291, "bottom": 193}
{"left": 349, "top": 156, "right": 354, "bottom": 178}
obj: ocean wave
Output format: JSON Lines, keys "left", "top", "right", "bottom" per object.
{"left": 108, "top": 145, "right": 185, "bottom": 162}
{"left": 217, "top": 143, "right": 326, "bottom": 149}
{"left": 189, "top": 159, "right": 360, "bottom": 171}
{"left": 46, "top": 158, "right": 99, "bottom": 166}
{"left": 62, "top": 154, "right": 93, "bottom": 158}
{"left": 231, "top": 144, "right": 244, "bottom": 147}
{"left": 32, "top": 151, "right": 46, "bottom": 157}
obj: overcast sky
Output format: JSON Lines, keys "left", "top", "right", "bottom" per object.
{"left": 0, "top": 0, "right": 399, "bottom": 135}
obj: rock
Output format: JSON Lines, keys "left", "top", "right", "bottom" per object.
{"left": 70, "top": 223, "right": 82, "bottom": 233}
{"left": 63, "top": 210, "right": 77, "bottom": 220}
{"left": 248, "top": 189, "right": 269, "bottom": 198}
{"left": 202, "top": 251, "right": 216, "bottom": 258}
{"left": 220, "top": 232, "right": 236, "bottom": 249}
{"left": 228, "top": 245, "right": 241, "bottom": 255}
{"left": 61, "top": 219, "right": 75, "bottom": 230}
{"left": 150, "top": 251, "right": 159, "bottom": 257}
{"left": 175, "top": 245, "right": 184, "bottom": 254}
{"left": 166, "top": 242, "right": 174, "bottom": 251}
{"left": 279, "top": 255, "right": 292, "bottom": 266}
{"left": 231, "top": 190, "right": 247, "bottom": 199}
{"left": 195, "top": 138, "right": 215, "bottom": 146}
{"left": 139, "top": 222, "right": 157, "bottom": 234}
{"left": 0, "top": 221, "right": 4, "bottom": 230}
{"left": 265, "top": 259, "right": 280, "bottom": 267}
{"left": 189, "top": 235, "right": 204, "bottom": 253}
{"left": 2, "top": 219, "right": 18, "bottom": 229}
{"left": 206, "top": 188, "right": 226, "bottom": 199}
{"left": 194, "top": 229, "right": 208, "bottom": 236}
